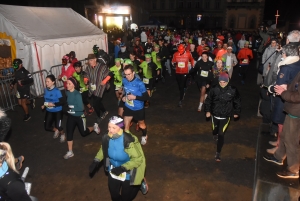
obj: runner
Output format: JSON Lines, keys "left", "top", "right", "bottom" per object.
{"left": 63, "top": 77, "right": 100, "bottom": 159}
{"left": 72, "top": 61, "right": 94, "bottom": 115}
{"left": 41, "top": 75, "right": 65, "bottom": 143}
{"left": 139, "top": 54, "right": 158, "bottom": 108}
{"left": 10, "top": 59, "right": 34, "bottom": 121}
{"left": 172, "top": 44, "right": 194, "bottom": 107}
{"left": 89, "top": 116, "right": 147, "bottom": 200}
{"left": 122, "top": 65, "right": 149, "bottom": 145}
{"left": 204, "top": 72, "right": 241, "bottom": 162}
{"left": 192, "top": 52, "right": 214, "bottom": 112}
{"left": 57, "top": 54, "right": 75, "bottom": 91}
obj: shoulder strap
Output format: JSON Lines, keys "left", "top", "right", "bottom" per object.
{"left": 262, "top": 50, "right": 277, "bottom": 65}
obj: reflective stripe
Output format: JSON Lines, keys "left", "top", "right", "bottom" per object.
{"left": 222, "top": 117, "right": 231, "bottom": 132}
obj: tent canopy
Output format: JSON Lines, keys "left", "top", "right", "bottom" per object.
{"left": 0, "top": 4, "right": 105, "bottom": 47}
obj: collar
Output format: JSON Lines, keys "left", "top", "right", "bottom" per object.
{"left": 108, "top": 129, "right": 123, "bottom": 138}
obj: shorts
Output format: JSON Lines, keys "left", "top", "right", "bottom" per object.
{"left": 123, "top": 106, "right": 145, "bottom": 121}
{"left": 17, "top": 89, "right": 30, "bottom": 99}
{"left": 118, "top": 100, "right": 125, "bottom": 108}
{"left": 144, "top": 78, "right": 154, "bottom": 90}
{"left": 196, "top": 80, "right": 208, "bottom": 87}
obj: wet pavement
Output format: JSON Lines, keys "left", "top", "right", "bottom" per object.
{"left": 6, "top": 59, "right": 261, "bottom": 201}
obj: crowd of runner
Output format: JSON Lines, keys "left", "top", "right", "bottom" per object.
{"left": 1, "top": 25, "right": 300, "bottom": 200}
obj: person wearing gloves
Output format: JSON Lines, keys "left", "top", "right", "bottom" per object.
{"left": 204, "top": 72, "right": 241, "bottom": 162}
{"left": 89, "top": 116, "right": 147, "bottom": 201}
{"left": 237, "top": 41, "right": 253, "bottom": 84}
{"left": 0, "top": 142, "right": 31, "bottom": 201}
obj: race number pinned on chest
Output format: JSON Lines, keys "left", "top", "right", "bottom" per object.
{"left": 200, "top": 70, "right": 208, "bottom": 77}
{"left": 143, "top": 78, "right": 149, "bottom": 84}
{"left": 178, "top": 62, "right": 185, "bottom": 68}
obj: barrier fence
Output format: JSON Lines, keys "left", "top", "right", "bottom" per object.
{"left": 0, "top": 59, "right": 87, "bottom": 111}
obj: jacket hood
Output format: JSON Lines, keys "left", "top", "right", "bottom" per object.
{"left": 278, "top": 56, "right": 300, "bottom": 68}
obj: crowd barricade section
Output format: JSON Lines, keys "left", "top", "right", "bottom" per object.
{"left": 0, "top": 58, "right": 87, "bottom": 111}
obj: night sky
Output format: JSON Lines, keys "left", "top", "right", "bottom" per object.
{"left": 2, "top": 0, "right": 300, "bottom": 29}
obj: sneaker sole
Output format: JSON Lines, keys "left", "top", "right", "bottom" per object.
{"left": 16, "top": 156, "right": 24, "bottom": 170}
{"left": 141, "top": 178, "right": 149, "bottom": 195}
{"left": 263, "top": 156, "right": 283, "bottom": 165}
{"left": 64, "top": 154, "right": 74, "bottom": 159}
{"left": 24, "top": 117, "right": 31, "bottom": 121}
{"left": 276, "top": 174, "right": 299, "bottom": 179}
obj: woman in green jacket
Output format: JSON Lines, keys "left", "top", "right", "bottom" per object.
{"left": 89, "top": 116, "right": 147, "bottom": 201}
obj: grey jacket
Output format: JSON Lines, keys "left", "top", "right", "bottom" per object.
{"left": 262, "top": 46, "right": 277, "bottom": 76}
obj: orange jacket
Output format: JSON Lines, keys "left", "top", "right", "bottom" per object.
{"left": 237, "top": 48, "right": 253, "bottom": 65}
{"left": 172, "top": 51, "right": 194, "bottom": 74}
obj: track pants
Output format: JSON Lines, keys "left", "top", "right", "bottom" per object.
{"left": 212, "top": 116, "right": 230, "bottom": 153}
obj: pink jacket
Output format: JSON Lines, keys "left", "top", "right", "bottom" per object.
{"left": 60, "top": 64, "right": 75, "bottom": 89}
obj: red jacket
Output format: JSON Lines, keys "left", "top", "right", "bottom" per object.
{"left": 172, "top": 51, "right": 194, "bottom": 74}
{"left": 60, "top": 64, "right": 75, "bottom": 89}
{"left": 197, "top": 45, "right": 206, "bottom": 56}
{"left": 237, "top": 48, "right": 253, "bottom": 65}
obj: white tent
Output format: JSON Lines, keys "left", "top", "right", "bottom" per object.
{"left": 0, "top": 4, "right": 107, "bottom": 73}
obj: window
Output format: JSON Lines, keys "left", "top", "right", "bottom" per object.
{"left": 161, "top": 1, "right": 165, "bottom": 9}
{"left": 205, "top": 1, "right": 210, "bottom": 9}
{"left": 229, "top": 18, "right": 235, "bottom": 29}
{"left": 195, "top": 2, "right": 200, "bottom": 8}
{"left": 215, "top": 0, "right": 220, "bottom": 9}
{"left": 152, "top": 0, "right": 156, "bottom": 9}
{"left": 178, "top": 0, "right": 183, "bottom": 8}
{"left": 249, "top": 16, "right": 256, "bottom": 29}
{"left": 240, "top": 0, "right": 248, "bottom": 2}
{"left": 231, "top": 0, "right": 237, "bottom": 2}
{"left": 169, "top": 0, "right": 174, "bottom": 9}
{"left": 187, "top": 1, "right": 192, "bottom": 8}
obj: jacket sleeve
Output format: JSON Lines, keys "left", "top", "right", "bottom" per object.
{"left": 189, "top": 52, "right": 195, "bottom": 67}
{"left": 281, "top": 89, "right": 300, "bottom": 103}
{"left": 233, "top": 87, "right": 241, "bottom": 115}
{"left": 233, "top": 54, "right": 238, "bottom": 66}
{"left": 95, "top": 146, "right": 104, "bottom": 161}
{"left": 204, "top": 89, "right": 213, "bottom": 112}
{"left": 262, "top": 49, "right": 267, "bottom": 64}
{"left": 20, "top": 70, "right": 33, "bottom": 86}
{"left": 122, "top": 140, "right": 144, "bottom": 170}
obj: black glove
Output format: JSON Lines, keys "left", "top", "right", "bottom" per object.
{"left": 89, "top": 160, "right": 100, "bottom": 174}
{"left": 111, "top": 166, "right": 126, "bottom": 176}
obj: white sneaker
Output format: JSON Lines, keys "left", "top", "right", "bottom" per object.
{"left": 63, "top": 151, "right": 74, "bottom": 159}
{"left": 141, "top": 136, "right": 148, "bottom": 145}
{"left": 198, "top": 104, "right": 202, "bottom": 112}
{"left": 94, "top": 123, "right": 100, "bottom": 135}
{"left": 60, "top": 134, "right": 66, "bottom": 143}
{"left": 53, "top": 130, "right": 60, "bottom": 139}
{"left": 269, "top": 140, "right": 277, "bottom": 146}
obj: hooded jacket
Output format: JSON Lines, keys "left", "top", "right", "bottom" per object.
{"left": 262, "top": 45, "right": 277, "bottom": 76}
{"left": 204, "top": 84, "right": 241, "bottom": 117}
{"left": 95, "top": 132, "right": 146, "bottom": 185}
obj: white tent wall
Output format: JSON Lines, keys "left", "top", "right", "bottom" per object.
{"left": 31, "top": 35, "right": 108, "bottom": 72}
{"left": 15, "top": 41, "right": 33, "bottom": 72}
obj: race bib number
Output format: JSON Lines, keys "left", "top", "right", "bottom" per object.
{"left": 126, "top": 97, "right": 134, "bottom": 107}
{"left": 143, "top": 78, "right": 149, "bottom": 84}
{"left": 242, "top": 59, "right": 248, "bottom": 64}
{"left": 178, "top": 62, "right": 185, "bottom": 68}
{"left": 16, "top": 91, "right": 20, "bottom": 99}
{"left": 90, "top": 84, "right": 96, "bottom": 91}
{"left": 200, "top": 70, "right": 208, "bottom": 77}
{"left": 226, "top": 66, "right": 231, "bottom": 71}
{"left": 110, "top": 166, "right": 126, "bottom": 181}
{"left": 44, "top": 102, "right": 53, "bottom": 109}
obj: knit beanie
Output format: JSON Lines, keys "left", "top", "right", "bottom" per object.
{"left": 219, "top": 72, "right": 229, "bottom": 82}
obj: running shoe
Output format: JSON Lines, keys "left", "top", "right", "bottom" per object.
{"left": 31, "top": 99, "right": 35, "bottom": 109}
{"left": 263, "top": 154, "right": 283, "bottom": 165}
{"left": 100, "top": 111, "right": 109, "bottom": 120}
{"left": 277, "top": 170, "right": 299, "bottom": 179}
{"left": 197, "top": 104, "right": 202, "bottom": 112}
{"left": 23, "top": 114, "right": 31, "bottom": 122}
{"left": 215, "top": 152, "right": 221, "bottom": 162}
{"left": 267, "top": 146, "right": 278, "bottom": 154}
{"left": 53, "top": 130, "right": 60, "bottom": 139}
{"left": 178, "top": 101, "right": 182, "bottom": 107}
{"left": 64, "top": 151, "right": 74, "bottom": 159}
{"left": 88, "top": 107, "right": 94, "bottom": 115}
{"left": 60, "top": 134, "right": 66, "bottom": 143}
{"left": 94, "top": 123, "right": 100, "bottom": 135}
{"left": 140, "top": 178, "right": 149, "bottom": 195}
{"left": 16, "top": 155, "right": 24, "bottom": 170}
{"left": 141, "top": 136, "right": 148, "bottom": 145}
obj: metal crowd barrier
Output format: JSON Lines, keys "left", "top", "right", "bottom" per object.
{"left": 0, "top": 59, "right": 87, "bottom": 111}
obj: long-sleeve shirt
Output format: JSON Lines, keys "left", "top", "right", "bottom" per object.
{"left": 11, "top": 67, "right": 33, "bottom": 91}
{"left": 66, "top": 90, "right": 84, "bottom": 116}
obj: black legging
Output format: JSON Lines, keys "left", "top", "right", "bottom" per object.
{"left": 91, "top": 95, "right": 106, "bottom": 117}
{"left": 81, "top": 91, "right": 90, "bottom": 106}
{"left": 175, "top": 74, "right": 188, "bottom": 101}
{"left": 108, "top": 173, "right": 140, "bottom": 201}
{"left": 44, "top": 110, "right": 63, "bottom": 132}
{"left": 212, "top": 116, "right": 230, "bottom": 153}
{"left": 239, "top": 65, "right": 249, "bottom": 81}
{"left": 66, "top": 114, "right": 91, "bottom": 141}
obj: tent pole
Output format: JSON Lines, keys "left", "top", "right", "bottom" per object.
{"left": 34, "top": 42, "right": 45, "bottom": 89}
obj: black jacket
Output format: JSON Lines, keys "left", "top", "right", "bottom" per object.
{"left": 205, "top": 84, "right": 241, "bottom": 117}
{"left": 11, "top": 67, "right": 33, "bottom": 91}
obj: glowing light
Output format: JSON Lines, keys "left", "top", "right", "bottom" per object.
{"left": 125, "top": 17, "right": 128, "bottom": 22}
{"left": 98, "top": 16, "right": 103, "bottom": 28}
{"left": 106, "top": 16, "right": 123, "bottom": 29}
{"left": 101, "top": 5, "right": 130, "bottom": 15}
